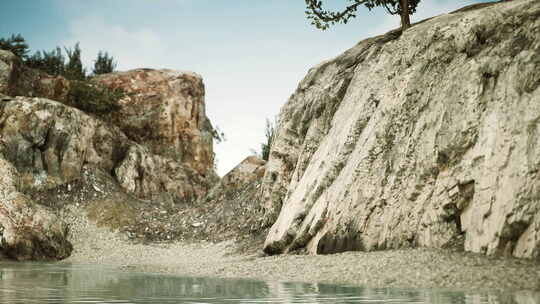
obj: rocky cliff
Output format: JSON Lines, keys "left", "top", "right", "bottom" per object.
{"left": 262, "top": 0, "right": 540, "bottom": 259}
{"left": 94, "top": 69, "right": 215, "bottom": 176}
{"left": 0, "top": 55, "right": 219, "bottom": 259}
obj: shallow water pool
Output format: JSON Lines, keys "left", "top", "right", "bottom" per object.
{"left": 0, "top": 262, "right": 538, "bottom": 303}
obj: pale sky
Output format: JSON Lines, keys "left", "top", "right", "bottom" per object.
{"left": 1, "top": 0, "right": 495, "bottom": 175}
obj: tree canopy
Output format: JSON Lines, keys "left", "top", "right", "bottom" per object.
{"left": 93, "top": 51, "right": 117, "bottom": 75}
{"left": 64, "top": 43, "right": 86, "bottom": 81}
{"left": 26, "top": 47, "right": 65, "bottom": 76}
{"left": 0, "top": 34, "right": 30, "bottom": 59}
{"left": 305, "top": 0, "right": 421, "bottom": 30}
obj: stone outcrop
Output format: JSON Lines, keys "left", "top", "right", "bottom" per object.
{"left": 262, "top": 0, "right": 540, "bottom": 258}
{"left": 0, "top": 96, "right": 130, "bottom": 191}
{"left": 0, "top": 50, "right": 70, "bottom": 101}
{"left": 206, "top": 156, "right": 266, "bottom": 198}
{"left": 115, "top": 145, "right": 213, "bottom": 203}
{"left": 0, "top": 156, "right": 72, "bottom": 260}
{"left": 109, "top": 156, "right": 266, "bottom": 244}
{"left": 0, "top": 44, "right": 223, "bottom": 263}
{"left": 0, "top": 51, "right": 220, "bottom": 259}
{"left": 94, "top": 69, "right": 215, "bottom": 175}
{"left": 190, "top": 156, "right": 267, "bottom": 243}
{"left": 0, "top": 95, "right": 215, "bottom": 203}
{"left": 0, "top": 52, "right": 218, "bottom": 198}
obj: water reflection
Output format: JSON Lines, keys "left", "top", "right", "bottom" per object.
{"left": 0, "top": 262, "right": 538, "bottom": 304}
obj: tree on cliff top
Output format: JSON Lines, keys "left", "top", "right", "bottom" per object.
{"left": 64, "top": 43, "right": 86, "bottom": 81}
{"left": 26, "top": 47, "right": 65, "bottom": 76}
{"left": 305, "top": 0, "right": 420, "bottom": 31}
{"left": 0, "top": 34, "right": 29, "bottom": 59}
{"left": 92, "top": 51, "right": 117, "bottom": 75}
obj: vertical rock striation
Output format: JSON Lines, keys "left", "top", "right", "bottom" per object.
{"left": 94, "top": 69, "right": 215, "bottom": 176}
{"left": 263, "top": 0, "right": 540, "bottom": 258}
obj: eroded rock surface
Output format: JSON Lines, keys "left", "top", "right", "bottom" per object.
{"left": 115, "top": 145, "right": 214, "bottom": 203}
{"left": 0, "top": 156, "right": 72, "bottom": 260}
{"left": 95, "top": 69, "right": 215, "bottom": 175}
{"left": 0, "top": 96, "right": 129, "bottom": 191}
{"left": 0, "top": 52, "right": 220, "bottom": 259}
{"left": 189, "top": 156, "right": 267, "bottom": 245}
{"left": 0, "top": 50, "right": 70, "bottom": 101}
{"left": 207, "top": 156, "right": 266, "bottom": 197}
{"left": 0, "top": 95, "right": 215, "bottom": 203}
{"left": 263, "top": 0, "right": 540, "bottom": 258}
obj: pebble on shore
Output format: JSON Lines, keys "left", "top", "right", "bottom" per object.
{"left": 61, "top": 206, "right": 540, "bottom": 292}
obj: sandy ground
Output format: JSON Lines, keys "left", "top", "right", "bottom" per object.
{"left": 61, "top": 206, "right": 540, "bottom": 292}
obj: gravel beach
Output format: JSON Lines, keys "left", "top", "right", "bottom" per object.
{"left": 61, "top": 207, "right": 540, "bottom": 292}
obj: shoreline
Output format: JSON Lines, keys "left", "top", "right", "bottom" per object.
{"left": 60, "top": 207, "right": 540, "bottom": 292}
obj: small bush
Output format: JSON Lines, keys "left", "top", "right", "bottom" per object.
{"left": 67, "top": 81, "right": 123, "bottom": 114}
{"left": 261, "top": 118, "right": 276, "bottom": 161}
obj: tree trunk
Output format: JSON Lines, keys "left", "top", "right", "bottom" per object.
{"left": 400, "top": 0, "right": 411, "bottom": 30}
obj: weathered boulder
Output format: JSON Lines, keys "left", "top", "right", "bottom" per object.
{"left": 263, "top": 0, "right": 540, "bottom": 258}
{"left": 94, "top": 69, "right": 215, "bottom": 176}
{"left": 0, "top": 54, "right": 218, "bottom": 187}
{"left": 0, "top": 156, "right": 72, "bottom": 260}
{"left": 208, "top": 156, "right": 266, "bottom": 196}
{"left": 0, "top": 96, "right": 129, "bottom": 191}
{"left": 0, "top": 50, "right": 70, "bottom": 101}
{"left": 0, "top": 96, "right": 215, "bottom": 203}
{"left": 115, "top": 145, "right": 215, "bottom": 203}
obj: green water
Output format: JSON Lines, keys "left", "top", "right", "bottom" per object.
{"left": 0, "top": 262, "right": 538, "bottom": 304}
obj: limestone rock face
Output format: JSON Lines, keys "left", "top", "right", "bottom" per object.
{"left": 0, "top": 156, "right": 72, "bottom": 260}
{"left": 263, "top": 0, "right": 540, "bottom": 258}
{"left": 0, "top": 96, "right": 129, "bottom": 191}
{"left": 95, "top": 69, "right": 215, "bottom": 175}
{"left": 214, "top": 156, "right": 266, "bottom": 191}
{"left": 115, "top": 145, "right": 215, "bottom": 203}
{"left": 0, "top": 56, "right": 219, "bottom": 202}
{"left": 203, "top": 155, "right": 266, "bottom": 209}
{"left": 0, "top": 96, "right": 215, "bottom": 203}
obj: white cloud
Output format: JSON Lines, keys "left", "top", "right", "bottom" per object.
{"left": 62, "top": 15, "right": 169, "bottom": 71}
{"left": 62, "top": 15, "right": 281, "bottom": 176}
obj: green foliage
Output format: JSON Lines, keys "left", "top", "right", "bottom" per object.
{"left": 92, "top": 51, "right": 117, "bottom": 75}
{"left": 63, "top": 43, "right": 86, "bottom": 81}
{"left": 305, "top": 0, "right": 420, "bottom": 30}
{"left": 25, "top": 47, "right": 65, "bottom": 76}
{"left": 67, "top": 81, "right": 123, "bottom": 114}
{"left": 0, "top": 34, "right": 120, "bottom": 79}
{"left": 0, "top": 34, "right": 29, "bottom": 59}
{"left": 261, "top": 118, "right": 276, "bottom": 161}
{"left": 0, "top": 34, "right": 124, "bottom": 116}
